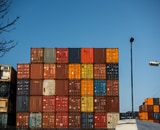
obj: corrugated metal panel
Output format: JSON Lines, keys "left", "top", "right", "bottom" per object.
{"left": 17, "top": 79, "right": 30, "bottom": 95}
{"left": 106, "top": 96, "right": 119, "bottom": 112}
{"left": 81, "top": 64, "right": 93, "bottom": 79}
{"left": 55, "top": 80, "right": 68, "bottom": 95}
{"left": 81, "top": 96, "right": 93, "bottom": 112}
{"left": 139, "top": 112, "right": 148, "bottom": 120}
{"left": 16, "top": 112, "right": 29, "bottom": 128}
{"left": 106, "top": 63, "right": 119, "bottom": 80}
{"left": 69, "top": 96, "right": 81, "bottom": 112}
{"left": 94, "top": 113, "right": 107, "bottom": 128}
{"left": 43, "top": 79, "right": 55, "bottom": 95}
{"left": 81, "top": 112, "right": 94, "bottom": 129}
{"left": 0, "top": 82, "right": 10, "bottom": 97}
{"left": 29, "top": 96, "right": 42, "bottom": 112}
{"left": 68, "top": 80, "right": 81, "bottom": 96}
{"left": 107, "top": 112, "right": 119, "bottom": 129}
{"left": 94, "top": 80, "right": 106, "bottom": 96}
{"left": 153, "top": 105, "right": 159, "bottom": 112}
{"left": 17, "top": 63, "right": 30, "bottom": 79}
{"left": 30, "top": 79, "right": 43, "bottom": 95}
{"left": 56, "top": 64, "right": 68, "bottom": 79}
{"left": 139, "top": 105, "right": 153, "bottom": 112}
{"left": 68, "top": 112, "right": 81, "bottom": 128}
{"left": 42, "top": 112, "right": 55, "bottom": 128}
{"left": 30, "top": 64, "right": 43, "bottom": 79}
{"left": 69, "top": 48, "right": 81, "bottom": 63}
{"left": 44, "top": 48, "right": 56, "bottom": 63}
{"left": 42, "top": 96, "right": 55, "bottom": 112}
{"left": 94, "top": 64, "right": 106, "bottom": 79}
{"left": 30, "top": 48, "right": 44, "bottom": 63}
{"left": 106, "top": 48, "right": 119, "bottom": 63}
{"left": 94, "top": 96, "right": 107, "bottom": 112}
{"left": 81, "top": 48, "right": 94, "bottom": 63}
{"left": 94, "top": 48, "right": 106, "bottom": 63}
{"left": 56, "top": 96, "right": 68, "bottom": 112}
{"left": 56, "top": 48, "right": 68, "bottom": 63}
{"left": 16, "top": 96, "right": 29, "bottom": 112}
{"left": 29, "top": 112, "right": 42, "bottom": 129}
{"left": 43, "top": 64, "right": 56, "bottom": 79}
{"left": 106, "top": 80, "right": 119, "bottom": 96}
{"left": 81, "top": 80, "right": 93, "bottom": 96}
{"left": 55, "top": 112, "right": 68, "bottom": 128}
{"left": 0, "top": 98, "right": 8, "bottom": 112}
{"left": 145, "top": 98, "right": 154, "bottom": 105}
{"left": 68, "top": 64, "right": 81, "bottom": 79}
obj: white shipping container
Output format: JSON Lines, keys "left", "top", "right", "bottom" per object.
{"left": 43, "top": 80, "right": 55, "bottom": 95}
{"left": 107, "top": 112, "right": 119, "bottom": 129}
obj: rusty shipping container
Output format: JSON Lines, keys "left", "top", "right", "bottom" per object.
{"left": 30, "top": 48, "right": 44, "bottom": 63}
{"left": 81, "top": 80, "right": 93, "bottom": 96}
{"left": 94, "top": 48, "right": 106, "bottom": 63}
{"left": 42, "top": 112, "right": 55, "bottom": 128}
{"left": 16, "top": 96, "right": 29, "bottom": 112}
{"left": 106, "top": 48, "right": 119, "bottom": 63}
{"left": 139, "top": 105, "right": 153, "bottom": 112}
{"left": 106, "top": 96, "right": 119, "bottom": 112}
{"left": 56, "top": 48, "right": 68, "bottom": 63}
{"left": 69, "top": 96, "right": 81, "bottom": 112}
{"left": 43, "top": 79, "right": 55, "bottom": 95}
{"left": 30, "top": 64, "right": 43, "bottom": 79}
{"left": 94, "top": 64, "right": 106, "bottom": 79}
{"left": 30, "top": 79, "right": 43, "bottom": 95}
{"left": 81, "top": 48, "right": 94, "bottom": 63}
{"left": 68, "top": 80, "right": 81, "bottom": 96}
{"left": 94, "top": 113, "right": 107, "bottom": 128}
{"left": 81, "top": 64, "right": 93, "bottom": 79}
{"left": 29, "top": 112, "right": 42, "bottom": 129}
{"left": 94, "top": 96, "right": 107, "bottom": 112}
{"left": 68, "top": 64, "right": 81, "bottom": 79}
{"left": 29, "top": 96, "right": 42, "bottom": 112}
{"left": 43, "top": 64, "right": 56, "bottom": 79}
{"left": 44, "top": 48, "right": 56, "bottom": 63}
{"left": 69, "top": 48, "right": 81, "bottom": 63}
{"left": 16, "top": 112, "right": 29, "bottom": 128}
{"left": 17, "top": 79, "right": 29, "bottom": 96}
{"left": 17, "top": 63, "right": 30, "bottom": 79}
{"left": 68, "top": 112, "right": 81, "bottom": 128}
{"left": 55, "top": 112, "right": 68, "bottom": 128}
{"left": 55, "top": 80, "right": 68, "bottom": 95}
{"left": 106, "top": 80, "right": 119, "bottom": 96}
{"left": 42, "top": 96, "right": 55, "bottom": 112}
{"left": 107, "top": 112, "right": 119, "bottom": 129}
{"left": 56, "top": 64, "right": 68, "bottom": 79}
{"left": 56, "top": 96, "right": 68, "bottom": 112}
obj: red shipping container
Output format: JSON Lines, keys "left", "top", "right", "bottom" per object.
{"left": 94, "top": 64, "right": 106, "bottom": 79}
{"left": 81, "top": 48, "right": 94, "bottom": 63}
{"left": 55, "top": 80, "right": 68, "bottom": 95}
{"left": 30, "top": 48, "right": 44, "bottom": 63}
{"left": 56, "top": 112, "right": 68, "bottom": 128}
{"left": 106, "top": 80, "right": 119, "bottom": 96}
{"left": 42, "top": 112, "right": 55, "bottom": 128}
{"left": 16, "top": 112, "right": 29, "bottom": 128}
{"left": 17, "top": 63, "right": 30, "bottom": 79}
{"left": 30, "top": 64, "right": 43, "bottom": 79}
{"left": 29, "top": 96, "right": 42, "bottom": 112}
{"left": 56, "top": 64, "right": 68, "bottom": 79}
{"left": 106, "top": 96, "right": 119, "bottom": 112}
{"left": 43, "top": 64, "right": 56, "bottom": 79}
{"left": 43, "top": 96, "right": 55, "bottom": 112}
{"left": 56, "top": 96, "right": 68, "bottom": 112}
{"left": 56, "top": 48, "right": 68, "bottom": 63}
{"left": 68, "top": 80, "right": 81, "bottom": 95}
{"left": 94, "top": 48, "right": 106, "bottom": 63}
{"left": 68, "top": 112, "right": 81, "bottom": 128}
{"left": 94, "top": 96, "right": 107, "bottom": 112}
{"left": 69, "top": 96, "right": 81, "bottom": 112}
{"left": 30, "top": 79, "right": 43, "bottom": 95}
{"left": 94, "top": 113, "right": 107, "bottom": 128}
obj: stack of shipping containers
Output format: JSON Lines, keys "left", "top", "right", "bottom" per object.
{"left": 139, "top": 98, "right": 160, "bottom": 123}
{"left": 16, "top": 47, "right": 120, "bottom": 130}
{"left": 0, "top": 64, "right": 17, "bottom": 128}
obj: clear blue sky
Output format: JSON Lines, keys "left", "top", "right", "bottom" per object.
{"left": 1, "top": 0, "right": 160, "bottom": 112}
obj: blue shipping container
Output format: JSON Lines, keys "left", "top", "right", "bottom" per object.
{"left": 16, "top": 96, "right": 29, "bottom": 112}
{"left": 17, "top": 79, "right": 30, "bottom": 95}
{"left": 29, "top": 112, "right": 42, "bottom": 129}
{"left": 94, "top": 80, "right": 106, "bottom": 96}
{"left": 69, "top": 48, "right": 81, "bottom": 63}
{"left": 81, "top": 112, "right": 94, "bottom": 129}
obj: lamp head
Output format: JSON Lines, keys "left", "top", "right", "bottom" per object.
{"left": 130, "top": 37, "right": 134, "bottom": 43}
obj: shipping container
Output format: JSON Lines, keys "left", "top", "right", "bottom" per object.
{"left": 106, "top": 80, "right": 119, "bottom": 96}
{"left": 55, "top": 80, "right": 68, "bottom": 95}
{"left": 94, "top": 64, "right": 106, "bottom": 79}
{"left": 145, "top": 98, "right": 154, "bottom": 105}
{"left": 139, "top": 112, "right": 148, "bottom": 120}
{"left": 68, "top": 64, "right": 81, "bottom": 79}
{"left": 55, "top": 112, "right": 68, "bottom": 128}
{"left": 68, "top": 112, "right": 81, "bottom": 128}
{"left": 94, "top": 96, "right": 107, "bottom": 112}
{"left": 0, "top": 113, "right": 7, "bottom": 128}
{"left": 17, "top": 63, "right": 30, "bottom": 79}
{"left": 68, "top": 80, "right": 81, "bottom": 96}
{"left": 106, "top": 48, "right": 119, "bottom": 63}
{"left": 29, "top": 96, "right": 42, "bottom": 112}
{"left": 81, "top": 80, "right": 93, "bottom": 96}
{"left": 69, "top": 48, "right": 81, "bottom": 63}
{"left": 0, "top": 98, "right": 8, "bottom": 112}
{"left": 94, "top": 48, "right": 106, "bottom": 63}
{"left": 43, "top": 79, "right": 55, "bottom": 95}
{"left": 81, "top": 112, "right": 94, "bottom": 129}
{"left": 153, "top": 98, "right": 160, "bottom": 105}
{"left": 81, "top": 64, "right": 93, "bottom": 79}
{"left": 43, "top": 64, "right": 56, "bottom": 79}
{"left": 94, "top": 80, "right": 106, "bottom": 96}
{"left": 56, "top": 64, "right": 68, "bottom": 79}
{"left": 106, "top": 96, "right": 119, "bottom": 112}
{"left": 16, "top": 112, "right": 29, "bottom": 128}
{"left": 16, "top": 96, "right": 29, "bottom": 112}
{"left": 42, "top": 112, "right": 55, "bottom": 128}
{"left": 94, "top": 113, "right": 107, "bottom": 128}
{"left": 56, "top": 96, "right": 68, "bottom": 112}
{"left": 0, "top": 82, "right": 10, "bottom": 97}
{"left": 56, "top": 48, "right": 68, "bottom": 63}
{"left": 81, "top": 96, "right": 93, "bottom": 112}
{"left": 153, "top": 105, "right": 159, "bottom": 112}
{"left": 107, "top": 112, "right": 119, "bottom": 129}
{"left": 29, "top": 112, "right": 42, "bottom": 129}
{"left": 44, "top": 48, "right": 56, "bottom": 63}
{"left": 69, "top": 96, "right": 81, "bottom": 112}
{"left": 81, "top": 48, "right": 94, "bottom": 63}
{"left": 30, "top": 79, "right": 43, "bottom": 95}
{"left": 30, "top": 48, "right": 44, "bottom": 63}
{"left": 106, "top": 63, "right": 119, "bottom": 80}
{"left": 30, "top": 64, "right": 43, "bottom": 79}
{"left": 17, "top": 79, "right": 29, "bottom": 95}
{"left": 42, "top": 96, "right": 55, "bottom": 112}
{"left": 139, "top": 105, "right": 153, "bottom": 112}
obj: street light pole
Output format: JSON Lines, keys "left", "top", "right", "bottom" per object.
{"left": 130, "top": 37, "right": 134, "bottom": 118}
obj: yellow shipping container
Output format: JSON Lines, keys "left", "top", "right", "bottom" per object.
{"left": 106, "top": 48, "right": 118, "bottom": 63}
{"left": 145, "top": 98, "right": 153, "bottom": 105}
{"left": 81, "top": 80, "right": 93, "bottom": 96}
{"left": 139, "top": 112, "right": 148, "bottom": 120}
{"left": 68, "top": 64, "right": 81, "bottom": 79}
{"left": 153, "top": 105, "right": 159, "bottom": 112}
{"left": 81, "top": 96, "right": 93, "bottom": 112}
{"left": 81, "top": 64, "right": 93, "bottom": 79}
{"left": 0, "top": 98, "right": 8, "bottom": 112}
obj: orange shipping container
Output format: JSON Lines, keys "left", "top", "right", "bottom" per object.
{"left": 145, "top": 98, "right": 154, "bottom": 105}
{"left": 106, "top": 48, "right": 118, "bottom": 63}
{"left": 30, "top": 48, "right": 44, "bottom": 63}
{"left": 17, "top": 63, "right": 30, "bottom": 79}
{"left": 43, "top": 64, "right": 56, "bottom": 79}
{"left": 68, "top": 64, "right": 81, "bottom": 79}
{"left": 139, "top": 112, "right": 148, "bottom": 120}
{"left": 153, "top": 105, "right": 159, "bottom": 112}
{"left": 81, "top": 48, "right": 94, "bottom": 63}
{"left": 81, "top": 80, "right": 93, "bottom": 96}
